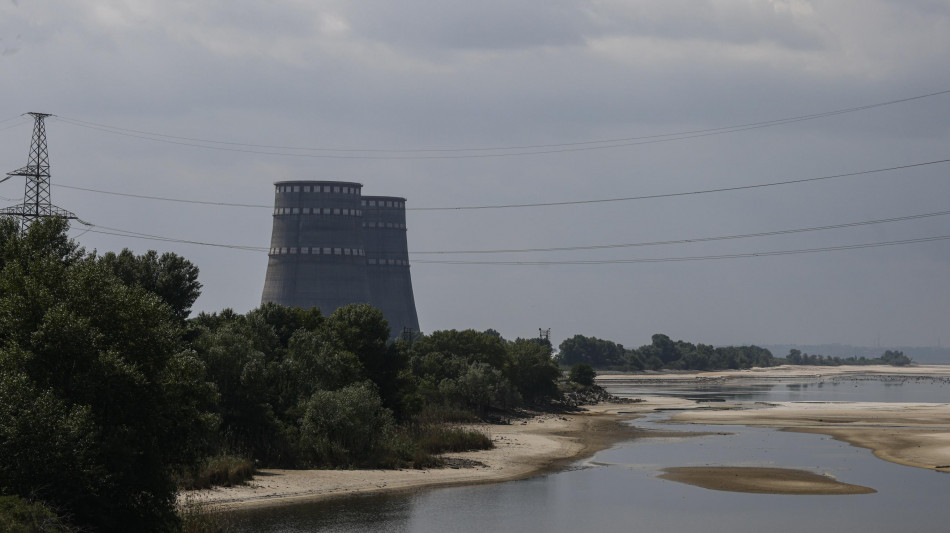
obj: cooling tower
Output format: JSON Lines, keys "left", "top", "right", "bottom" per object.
{"left": 361, "top": 196, "right": 420, "bottom": 336}
{"left": 261, "top": 182, "right": 420, "bottom": 338}
{"left": 261, "top": 181, "right": 371, "bottom": 312}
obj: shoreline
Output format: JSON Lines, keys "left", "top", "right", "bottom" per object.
{"left": 182, "top": 366, "right": 950, "bottom": 509}
{"left": 181, "top": 401, "right": 682, "bottom": 512}
{"left": 670, "top": 401, "right": 950, "bottom": 472}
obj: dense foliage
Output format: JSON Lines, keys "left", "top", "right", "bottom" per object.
{"left": 0, "top": 218, "right": 216, "bottom": 531}
{"left": 557, "top": 333, "right": 775, "bottom": 370}
{"left": 785, "top": 348, "right": 913, "bottom": 366}
{"left": 0, "top": 218, "right": 564, "bottom": 531}
{"left": 558, "top": 333, "right": 915, "bottom": 370}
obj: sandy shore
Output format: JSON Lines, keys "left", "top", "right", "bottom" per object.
{"left": 598, "top": 364, "right": 950, "bottom": 382}
{"left": 182, "top": 366, "right": 950, "bottom": 508}
{"left": 670, "top": 401, "right": 950, "bottom": 472}
{"left": 181, "top": 400, "right": 688, "bottom": 511}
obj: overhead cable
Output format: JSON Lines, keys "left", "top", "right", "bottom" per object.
{"left": 52, "top": 157, "right": 950, "bottom": 211}
{"left": 413, "top": 235, "right": 950, "bottom": 265}
{"left": 410, "top": 209, "right": 950, "bottom": 254}
{"left": 52, "top": 88, "right": 950, "bottom": 160}
{"left": 76, "top": 207, "right": 950, "bottom": 259}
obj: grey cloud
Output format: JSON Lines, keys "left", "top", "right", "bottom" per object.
{"left": 343, "top": 0, "right": 596, "bottom": 51}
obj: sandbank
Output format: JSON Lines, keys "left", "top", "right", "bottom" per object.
{"left": 670, "top": 401, "right": 950, "bottom": 472}
{"left": 658, "top": 466, "right": 876, "bottom": 495}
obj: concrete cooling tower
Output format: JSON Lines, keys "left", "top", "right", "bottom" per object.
{"left": 261, "top": 181, "right": 420, "bottom": 337}
{"left": 361, "top": 196, "right": 420, "bottom": 337}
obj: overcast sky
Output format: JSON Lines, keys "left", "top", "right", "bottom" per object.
{"left": 2, "top": 0, "right": 949, "bottom": 349}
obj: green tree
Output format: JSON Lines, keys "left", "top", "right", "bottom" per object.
{"left": 100, "top": 248, "right": 202, "bottom": 321}
{"left": 556, "top": 335, "right": 625, "bottom": 368}
{"left": 298, "top": 382, "right": 396, "bottom": 467}
{"left": 504, "top": 339, "right": 560, "bottom": 402}
{"left": 568, "top": 363, "right": 596, "bottom": 386}
{"left": 0, "top": 217, "right": 216, "bottom": 531}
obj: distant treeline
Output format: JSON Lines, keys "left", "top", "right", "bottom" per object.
{"left": 784, "top": 348, "right": 912, "bottom": 367}
{"left": 556, "top": 334, "right": 774, "bottom": 370}
{"left": 767, "top": 343, "right": 940, "bottom": 364}
{"left": 0, "top": 218, "right": 565, "bottom": 532}
{"left": 557, "top": 334, "right": 913, "bottom": 370}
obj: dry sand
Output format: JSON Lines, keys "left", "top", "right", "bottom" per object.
{"left": 670, "top": 401, "right": 950, "bottom": 472}
{"left": 181, "top": 400, "right": 685, "bottom": 511}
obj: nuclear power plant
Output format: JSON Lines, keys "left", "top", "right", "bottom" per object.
{"left": 261, "top": 181, "right": 420, "bottom": 337}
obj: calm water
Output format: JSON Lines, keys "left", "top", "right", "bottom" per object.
{"left": 232, "top": 377, "right": 950, "bottom": 533}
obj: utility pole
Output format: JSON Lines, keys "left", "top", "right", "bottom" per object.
{"left": 0, "top": 112, "right": 83, "bottom": 229}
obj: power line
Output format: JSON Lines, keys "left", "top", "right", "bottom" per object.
{"left": 51, "top": 88, "right": 950, "bottom": 160}
{"left": 54, "top": 184, "right": 272, "bottom": 208}
{"left": 410, "top": 209, "right": 950, "bottom": 254}
{"left": 0, "top": 119, "right": 28, "bottom": 133}
{"left": 409, "top": 159, "right": 950, "bottom": 211}
{"left": 75, "top": 206, "right": 950, "bottom": 260}
{"left": 413, "top": 234, "right": 950, "bottom": 265}
{"left": 81, "top": 223, "right": 268, "bottom": 253}
{"left": 52, "top": 157, "right": 950, "bottom": 211}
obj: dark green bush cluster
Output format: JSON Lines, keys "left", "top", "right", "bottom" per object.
{"left": 557, "top": 333, "right": 775, "bottom": 371}
{"left": 408, "top": 330, "right": 561, "bottom": 416}
{"left": 0, "top": 495, "right": 73, "bottom": 533}
{"left": 785, "top": 348, "right": 912, "bottom": 366}
{"left": 568, "top": 363, "right": 596, "bottom": 386}
{"left": 0, "top": 218, "right": 217, "bottom": 532}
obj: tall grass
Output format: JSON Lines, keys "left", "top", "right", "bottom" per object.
{"left": 177, "top": 455, "right": 256, "bottom": 491}
{"left": 416, "top": 426, "right": 493, "bottom": 454}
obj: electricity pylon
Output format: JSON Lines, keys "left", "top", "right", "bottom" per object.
{"left": 0, "top": 112, "right": 84, "bottom": 229}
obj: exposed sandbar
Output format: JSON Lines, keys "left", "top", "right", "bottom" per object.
{"left": 670, "top": 402, "right": 950, "bottom": 472}
{"left": 659, "top": 466, "right": 875, "bottom": 495}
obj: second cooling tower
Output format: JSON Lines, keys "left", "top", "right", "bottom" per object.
{"left": 362, "top": 196, "right": 420, "bottom": 337}
{"left": 261, "top": 181, "right": 420, "bottom": 337}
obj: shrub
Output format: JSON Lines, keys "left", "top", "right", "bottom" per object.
{"left": 568, "top": 363, "right": 596, "bottom": 386}
{"left": 177, "top": 456, "right": 256, "bottom": 491}
{"left": 0, "top": 495, "right": 72, "bottom": 533}
{"left": 416, "top": 426, "right": 493, "bottom": 454}
{"left": 299, "top": 382, "right": 397, "bottom": 467}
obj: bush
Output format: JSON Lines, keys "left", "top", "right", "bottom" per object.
{"left": 568, "top": 363, "right": 596, "bottom": 386}
{"left": 299, "top": 382, "right": 397, "bottom": 467}
{"left": 177, "top": 456, "right": 256, "bottom": 491}
{"left": 416, "top": 426, "right": 493, "bottom": 454}
{"left": 0, "top": 495, "right": 72, "bottom": 533}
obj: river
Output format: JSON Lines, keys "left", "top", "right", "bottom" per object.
{"left": 231, "top": 376, "right": 950, "bottom": 532}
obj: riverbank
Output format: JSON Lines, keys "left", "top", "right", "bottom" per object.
{"left": 180, "top": 400, "right": 688, "bottom": 511}
{"left": 597, "top": 363, "right": 950, "bottom": 383}
{"left": 670, "top": 401, "right": 950, "bottom": 472}
{"left": 183, "top": 366, "right": 950, "bottom": 509}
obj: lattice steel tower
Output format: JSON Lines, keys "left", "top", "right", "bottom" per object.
{"left": 0, "top": 112, "right": 80, "bottom": 228}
